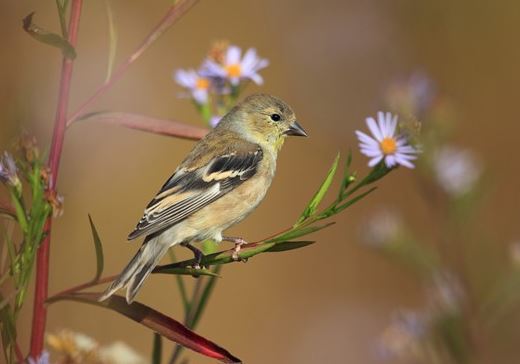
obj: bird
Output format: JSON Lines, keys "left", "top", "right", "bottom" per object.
{"left": 99, "top": 93, "right": 307, "bottom": 304}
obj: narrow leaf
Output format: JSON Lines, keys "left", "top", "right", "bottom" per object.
{"left": 156, "top": 242, "right": 278, "bottom": 270}
{"left": 265, "top": 240, "right": 316, "bottom": 253}
{"left": 332, "top": 187, "right": 377, "bottom": 215}
{"left": 152, "top": 333, "right": 162, "bottom": 364}
{"left": 157, "top": 225, "right": 335, "bottom": 271}
{"left": 190, "top": 265, "right": 222, "bottom": 329}
{"left": 55, "top": 0, "right": 69, "bottom": 37}
{"left": 48, "top": 292, "right": 242, "bottom": 363}
{"left": 104, "top": 0, "right": 118, "bottom": 82}
{"left": 88, "top": 215, "right": 104, "bottom": 281}
{"left": 268, "top": 222, "right": 335, "bottom": 243}
{"left": 297, "top": 154, "right": 340, "bottom": 224}
{"left": 22, "top": 12, "right": 77, "bottom": 59}
{"left": 77, "top": 112, "right": 208, "bottom": 141}
{"left": 152, "top": 267, "right": 220, "bottom": 277}
{"left": 168, "top": 251, "right": 189, "bottom": 312}
{"left": 338, "top": 151, "right": 355, "bottom": 200}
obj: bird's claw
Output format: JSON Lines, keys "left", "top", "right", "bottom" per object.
{"left": 231, "top": 239, "right": 248, "bottom": 262}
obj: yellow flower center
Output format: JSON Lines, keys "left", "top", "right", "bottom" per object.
{"left": 380, "top": 137, "right": 397, "bottom": 155}
{"left": 225, "top": 64, "right": 242, "bottom": 78}
{"left": 196, "top": 77, "right": 210, "bottom": 90}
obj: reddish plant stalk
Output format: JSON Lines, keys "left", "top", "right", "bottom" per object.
{"left": 66, "top": 0, "right": 199, "bottom": 126}
{"left": 29, "top": 0, "right": 83, "bottom": 358}
{"left": 15, "top": 342, "right": 23, "bottom": 363}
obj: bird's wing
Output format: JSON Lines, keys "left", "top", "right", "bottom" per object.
{"left": 127, "top": 146, "right": 263, "bottom": 240}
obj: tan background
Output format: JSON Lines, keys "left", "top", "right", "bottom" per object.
{"left": 2, "top": 0, "right": 520, "bottom": 363}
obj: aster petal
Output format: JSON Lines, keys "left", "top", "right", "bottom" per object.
{"left": 200, "top": 60, "right": 226, "bottom": 78}
{"left": 366, "top": 117, "right": 383, "bottom": 141}
{"left": 192, "top": 89, "right": 208, "bottom": 104}
{"left": 385, "top": 155, "right": 397, "bottom": 168}
{"left": 388, "top": 114, "right": 398, "bottom": 136}
{"left": 247, "top": 72, "right": 264, "bottom": 85}
{"left": 356, "top": 130, "right": 379, "bottom": 147}
{"left": 361, "top": 147, "right": 383, "bottom": 157}
{"left": 368, "top": 155, "right": 383, "bottom": 167}
{"left": 397, "top": 145, "right": 418, "bottom": 154}
{"left": 377, "top": 111, "right": 389, "bottom": 137}
{"left": 241, "top": 48, "right": 259, "bottom": 72}
{"left": 395, "top": 153, "right": 417, "bottom": 161}
{"left": 174, "top": 69, "right": 197, "bottom": 89}
{"left": 395, "top": 155, "right": 416, "bottom": 168}
{"left": 254, "top": 58, "right": 269, "bottom": 70}
{"left": 226, "top": 45, "right": 242, "bottom": 65}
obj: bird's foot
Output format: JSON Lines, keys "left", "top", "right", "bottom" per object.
{"left": 181, "top": 242, "right": 205, "bottom": 271}
{"left": 223, "top": 236, "right": 248, "bottom": 262}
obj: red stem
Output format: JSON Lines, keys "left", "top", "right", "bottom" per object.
{"left": 66, "top": 0, "right": 199, "bottom": 126}
{"left": 29, "top": 0, "right": 83, "bottom": 358}
{"left": 15, "top": 342, "right": 24, "bottom": 363}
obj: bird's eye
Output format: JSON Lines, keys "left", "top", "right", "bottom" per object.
{"left": 270, "top": 113, "right": 281, "bottom": 122}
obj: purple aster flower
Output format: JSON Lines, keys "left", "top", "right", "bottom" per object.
{"left": 209, "top": 115, "right": 222, "bottom": 128}
{"left": 28, "top": 351, "right": 50, "bottom": 364}
{"left": 173, "top": 69, "right": 210, "bottom": 104}
{"left": 0, "top": 152, "right": 19, "bottom": 186}
{"left": 356, "top": 112, "right": 419, "bottom": 169}
{"left": 201, "top": 45, "right": 269, "bottom": 86}
{"left": 433, "top": 146, "right": 481, "bottom": 196}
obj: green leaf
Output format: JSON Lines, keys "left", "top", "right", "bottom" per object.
{"left": 0, "top": 298, "right": 16, "bottom": 364}
{"left": 104, "top": 0, "right": 118, "bottom": 82}
{"left": 153, "top": 267, "right": 220, "bottom": 278}
{"left": 152, "top": 332, "right": 162, "bottom": 364}
{"left": 88, "top": 215, "right": 104, "bottom": 282}
{"left": 328, "top": 187, "right": 377, "bottom": 216}
{"left": 48, "top": 292, "right": 242, "bottom": 363}
{"left": 338, "top": 151, "right": 355, "bottom": 200}
{"left": 22, "top": 12, "right": 77, "bottom": 59}
{"left": 297, "top": 154, "right": 339, "bottom": 224}
{"left": 168, "top": 251, "right": 189, "bottom": 313}
{"left": 189, "top": 265, "right": 221, "bottom": 329}
{"left": 265, "top": 240, "right": 316, "bottom": 253}
{"left": 269, "top": 222, "right": 335, "bottom": 243}
{"left": 55, "top": 0, "right": 69, "bottom": 37}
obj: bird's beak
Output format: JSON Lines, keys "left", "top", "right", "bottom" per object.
{"left": 285, "top": 121, "right": 308, "bottom": 137}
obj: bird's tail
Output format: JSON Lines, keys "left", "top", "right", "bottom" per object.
{"left": 98, "top": 237, "right": 171, "bottom": 304}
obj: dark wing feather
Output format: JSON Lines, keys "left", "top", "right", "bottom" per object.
{"left": 127, "top": 147, "right": 263, "bottom": 240}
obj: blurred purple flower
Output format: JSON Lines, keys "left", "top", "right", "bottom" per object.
{"left": 28, "top": 351, "right": 50, "bottom": 364}
{"left": 0, "top": 152, "right": 19, "bottom": 187}
{"left": 386, "top": 71, "right": 436, "bottom": 118}
{"left": 361, "top": 209, "right": 402, "bottom": 248}
{"left": 174, "top": 69, "right": 210, "bottom": 104}
{"left": 427, "top": 270, "right": 465, "bottom": 314}
{"left": 433, "top": 146, "right": 481, "bottom": 196}
{"left": 201, "top": 45, "right": 269, "bottom": 86}
{"left": 209, "top": 115, "right": 222, "bottom": 128}
{"left": 356, "top": 112, "right": 419, "bottom": 168}
{"left": 377, "top": 310, "right": 428, "bottom": 360}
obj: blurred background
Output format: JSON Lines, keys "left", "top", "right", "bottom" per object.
{"left": 2, "top": 0, "right": 520, "bottom": 363}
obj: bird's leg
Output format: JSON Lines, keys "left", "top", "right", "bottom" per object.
{"left": 181, "top": 242, "right": 204, "bottom": 269}
{"left": 223, "top": 236, "right": 249, "bottom": 262}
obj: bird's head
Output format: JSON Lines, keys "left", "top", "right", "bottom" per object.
{"left": 221, "top": 94, "right": 307, "bottom": 151}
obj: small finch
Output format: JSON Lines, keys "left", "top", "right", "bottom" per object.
{"left": 99, "top": 94, "right": 307, "bottom": 304}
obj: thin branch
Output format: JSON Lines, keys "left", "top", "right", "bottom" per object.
{"left": 67, "top": 0, "right": 200, "bottom": 126}
{"left": 30, "top": 0, "right": 83, "bottom": 358}
{"left": 78, "top": 112, "right": 207, "bottom": 141}
{"left": 47, "top": 274, "right": 117, "bottom": 301}
{"left": 15, "top": 341, "right": 24, "bottom": 363}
